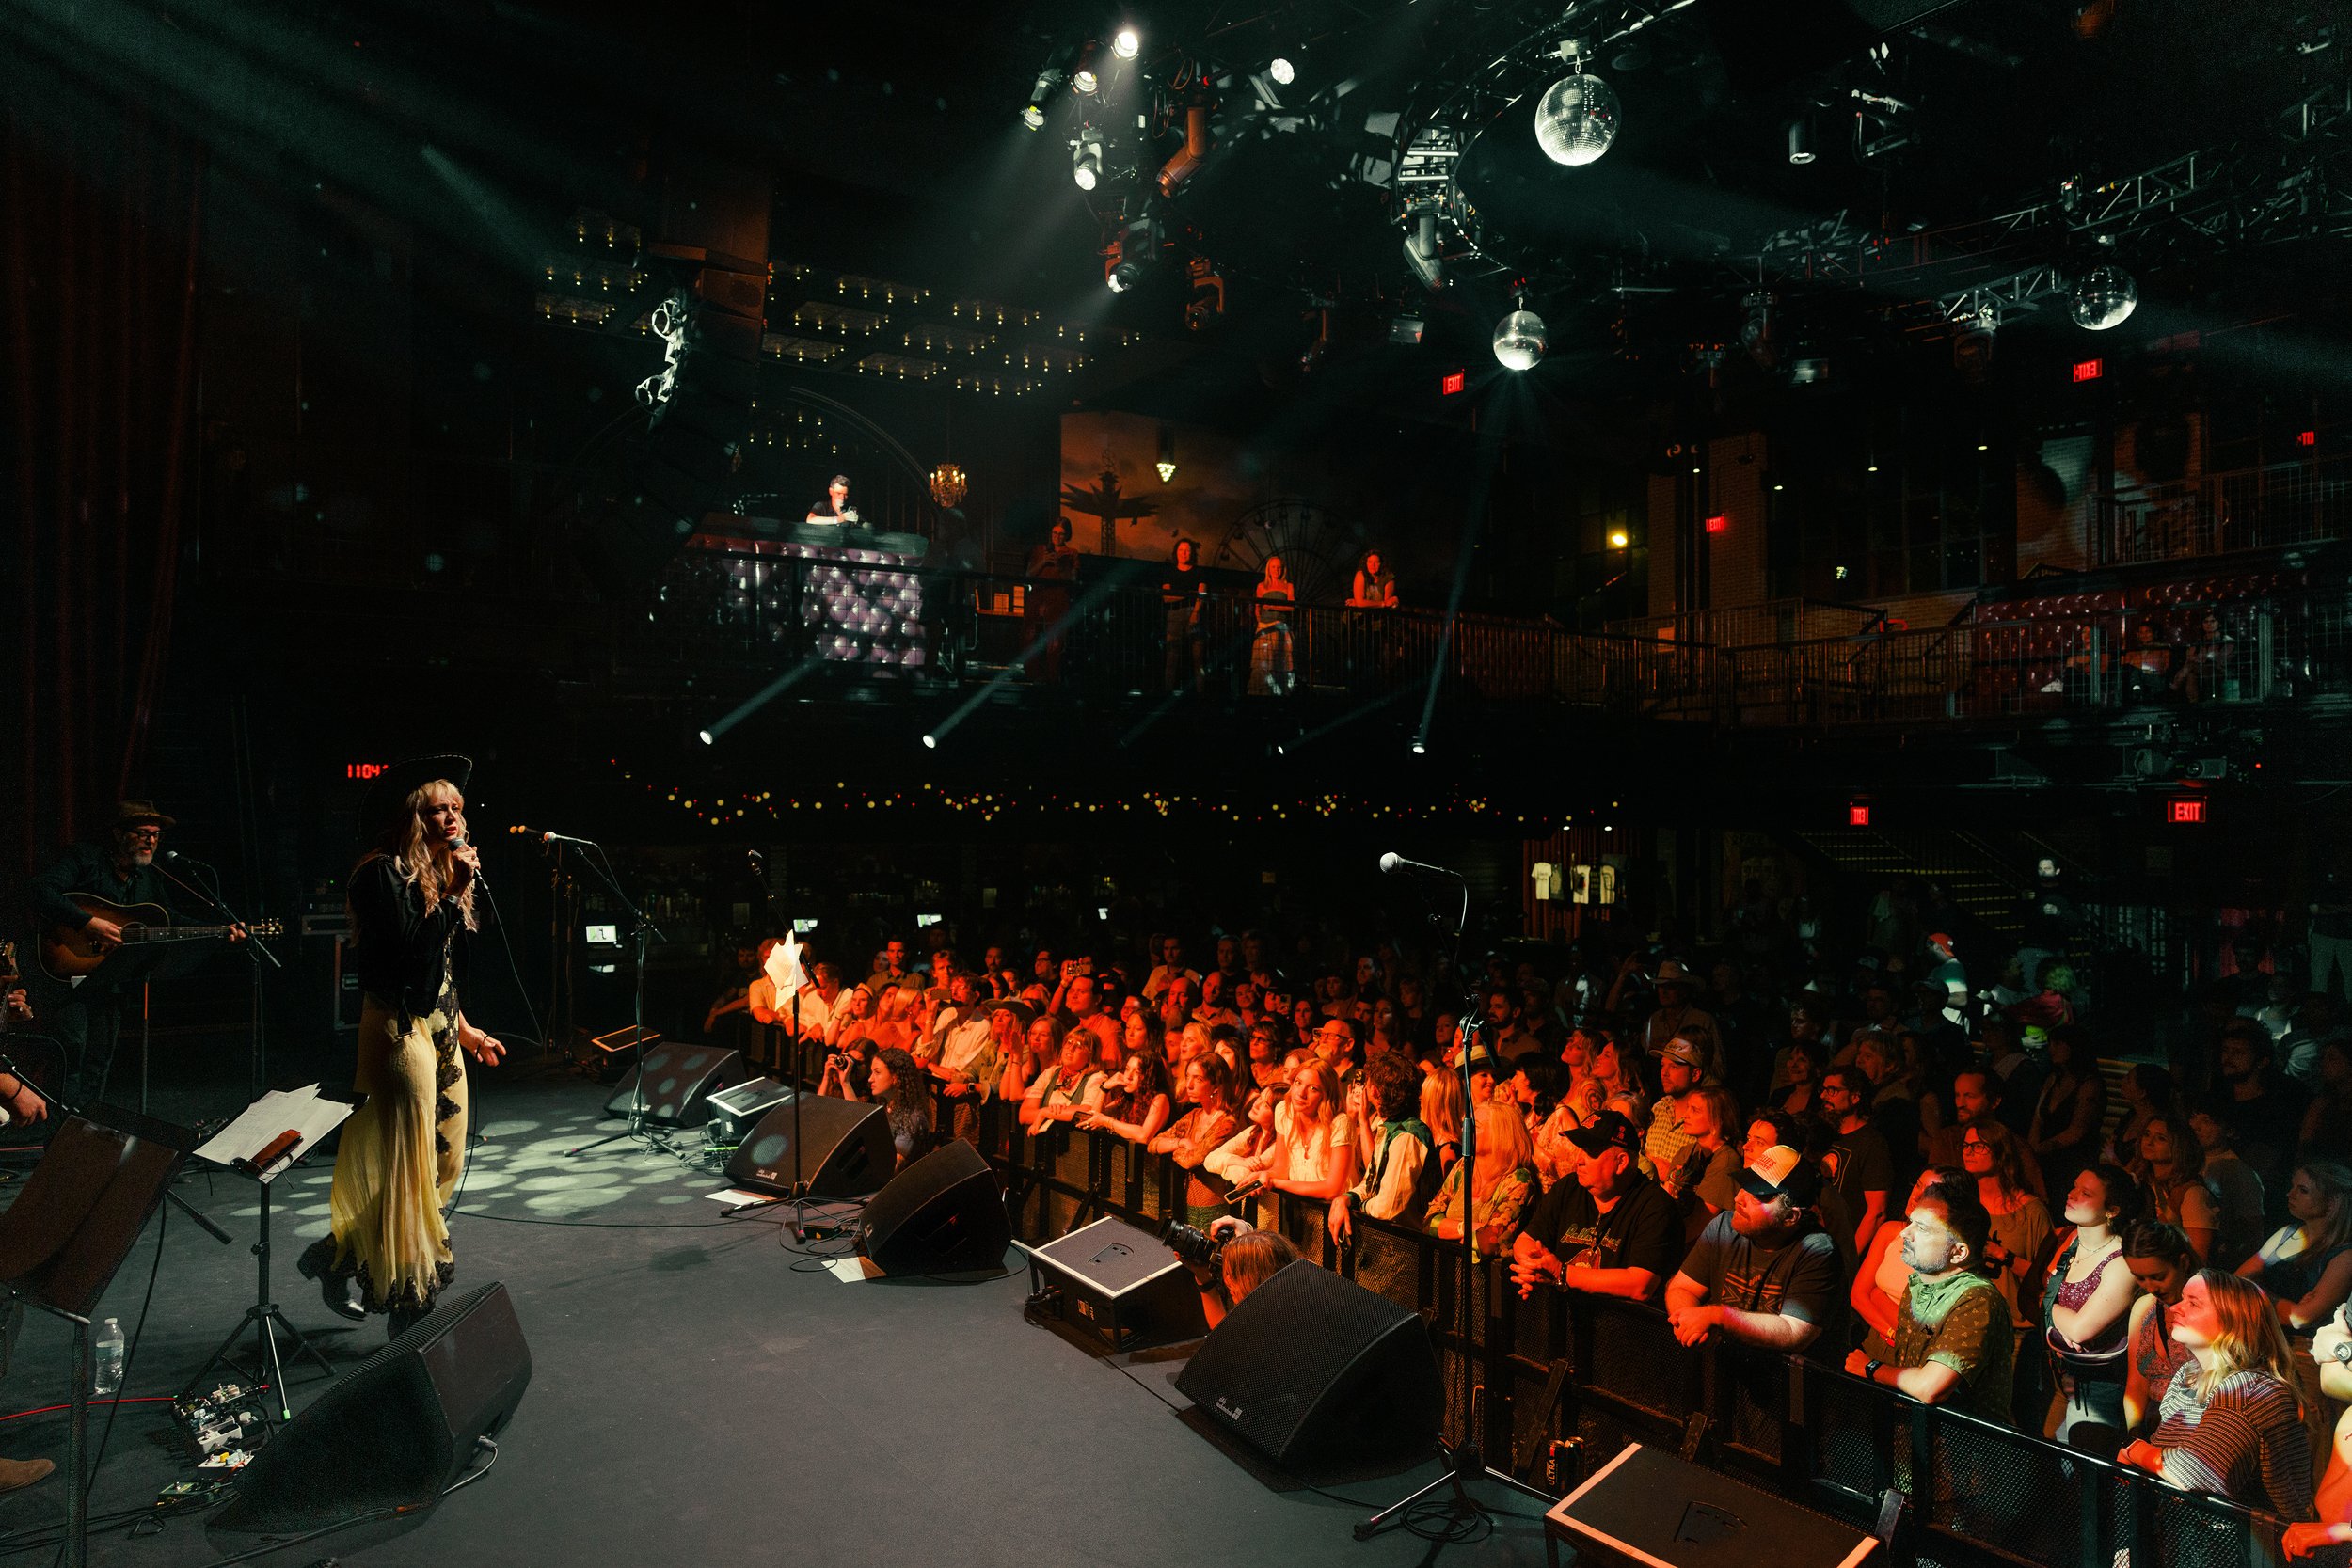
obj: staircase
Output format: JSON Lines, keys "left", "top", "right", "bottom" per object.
{"left": 1788, "top": 827, "right": 2066, "bottom": 940}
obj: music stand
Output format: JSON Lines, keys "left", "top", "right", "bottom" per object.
{"left": 0, "top": 1105, "right": 194, "bottom": 1568}
{"left": 182, "top": 1086, "right": 356, "bottom": 1421}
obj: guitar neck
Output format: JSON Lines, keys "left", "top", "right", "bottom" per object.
{"left": 124, "top": 925, "right": 240, "bottom": 944}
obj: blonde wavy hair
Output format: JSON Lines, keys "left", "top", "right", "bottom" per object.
{"left": 361, "top": 779, "right": 477, "bottom": 934}
{"left": 2185, "top": 1268, "right": 2302, "bottom": 1410}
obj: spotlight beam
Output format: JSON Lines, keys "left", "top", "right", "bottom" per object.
{"left": 925, "top": 562, "right": 1152, "bottom": 746}
{"left": 1416, "top": 400, "right": 1509, "bottom": 750}
{"left": 700, "top": 658, "right": 821, "bottom": 745}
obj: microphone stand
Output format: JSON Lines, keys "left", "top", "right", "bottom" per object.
{"left": 564, "top": 840, "right": 669, "bottom": 1158}
{"left": 1355, "top": 861, "right": 1555, "bottom": 1542}
{"left": 155, "top": 857, "right": 281, "bottom": 1107}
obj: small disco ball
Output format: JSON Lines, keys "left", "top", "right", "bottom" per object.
{"left": 1533, "top": 72, "right": 1619, "bottom": 166}
{"left": 2070, "top": 267, "right": 2137, "bottom": 331}
{"left": 1492, "top": 309, "right": 1548, "bottom": 372}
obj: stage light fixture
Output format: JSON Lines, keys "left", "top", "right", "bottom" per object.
{"left": 1410, "top": 739, "right": 1428, "bottom": 754}
{"left": 697, "top": 729, "right": 714, "bottom": 746}
{"left": 922, "top": 734, "right": 938, "bottom": 750}
{"left": 1269, "top": 55, "right": 1295, "bottom": 85}
{"left": 1074, "top": 67, "right": 1100, "bottom": 94}
{"left": 1788, "top": 119, "right": 1815, "bottom": 164}
{"left": 1403, "top": 210, "right": 1443, "bottom": 292}
{"left": 1492, "top": 296, "right": 1546, "bottom": 371}
{"left": 1157, "top": 425, "right": 1178, "bottom": 483}
{"left": 1024, "top": 64, "right": 1066, "bottom": 129}
{"left": 2069, "top": 265, "right": 2137, "bottom": 330}
{"left": 1112, "top": 26, "right": 1140, "bottom": 60}
{"left": 1023, "top": 103, "right": 1048, "bottom": 130}
{"left": 1608, "top": 529, "right": 1629, "bottom": 548}
{"left": 1533, "top": 42, "right": 1617, "bottom": 167}
{"left": 1073, "top": 135, "right": 1103, "bottom": 191}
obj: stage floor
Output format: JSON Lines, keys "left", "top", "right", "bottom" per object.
{"left": 0, "top": 1071, "right": 1556, "bottom": 1567}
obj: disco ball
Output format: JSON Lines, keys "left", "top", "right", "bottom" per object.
{"left": 2070, "top": 266, "right": 2137, "bottom": 331}
{"left": 1533, "top": 72, "right": 1619, "bottom": 167}
{"left": 1493, "top": 309, "right": 1548, "bottom": 371}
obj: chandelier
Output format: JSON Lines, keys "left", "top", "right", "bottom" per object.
{"left": 929, "top": 462, "right": 968, "bottom": 509}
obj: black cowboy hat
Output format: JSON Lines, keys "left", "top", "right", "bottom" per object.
{"left": 360, "top": 755, "right": 474, "bottom": 836}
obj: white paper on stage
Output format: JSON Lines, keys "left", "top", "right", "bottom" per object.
{"left": 194, "top": 1085, "right": 354, "bottom": 1176}
{"left": 825, "top": 1258, "right": 882, "bottom": 1283}
{"left": 705, "top": 1189, "right": 774, "bottom": 1206}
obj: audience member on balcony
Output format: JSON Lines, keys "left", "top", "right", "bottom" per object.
{"left": 1160, "top": 536, "right": 1207, "bottom": 694}
{"left": 1426, "top": 1101, "right": 1538, "bottom": 1253}
{"left": 2219, "top": 1022, "right": 2311, "bottom": 1218}
{"left": 1329, "top": 1052, "right": 1441, "bottom": 1244}
{"left": 1821, "top": 1066, "right": 1898, "bottom": 1256}
{"left": 2043, "top": 1163, "right": 2145, "bottom": 1441}
{"left": 861, "top": 1047, "right": 931, "bottom": 1174}
{"left": 1640, "top": 1037, "right": 1707, "bottom": 1182}
{"left": 1512, "top": 1109, "right": 1686, "bottom": 1305}
{"left": 1669, "top": 1086, "right": 1744, "bottom": 1232}
{"left": 1927, "top": 1069, "right": 2047, "bottom": 1199}
{"left": 2030, "top": 1025, "right": 2107, "bottom": 1194}
{"left": 1856, "top": 1167, "right": 1969, "bottom": 1359}
{"left": 1347, "top": 549, "right": 1398, "bottom": 609}
{"left": 1019, "top": 1030, "right": 1106, "bottom": 1135}
{"left": 1964, "top": 1121, "right": 2056, "bottom": 1333}
{"left": 1079, "top": 1050, "right": 1175, "bottom": 1145}
{"left": 2239, "top": 1162, "right": 2352, "bottom": 1336}
{"left": 1262, "top": 1058, "right": 1356, "bottom": 1207}
{"left": 2298, "top": 1038, "right": 2352, "bottom": 1163}
{"left": 2122, "top": 1221, "right": 2203, "bottom": 1435}
{"left": 2122, "top": 620, "right": 2174, "bottom": 703}
{"left": 2135, "top": 1113, "right": 2221, "bottom": 1262}
{"left": 2117, "top": 1271, "right": 2313, "bottom": 1519}
{"left": 1024, "top": 516, "right": 1079, "bottom": 682}
{"left": 1670, "top": 1144, "right": 1847, "bottom": 1355}
{"left": 1248, "top": 554, "right": 1296, "bottom": 697}
{"left": 1846, "top": 1183, "right": 2015, "bottom": 1420}
{"left": 2283, "top": 1305, "right": 2352, "bottom": 1560}
{"left": 2171, "top": 610, "right": 2242, "bottom": 704}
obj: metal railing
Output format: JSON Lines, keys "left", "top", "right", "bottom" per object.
{"left": 2093, "top": 451, "right": 2352, "bottom": 566}
{"left": 917, "top": 1088, "right": 2302, "bottom": 1568}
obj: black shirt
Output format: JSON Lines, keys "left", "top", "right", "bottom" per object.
{"left": 29, "top": 843, "right": 186, "bottom": 992}
{"left": 1523, "top": 1174, "right": 1687, "bottom": 1295}
{"left": 1826, "top": 1121, "right": 1897, "bottom": 1209}
{"left": 1161, "top": 563, "right": 1205, "bottom": 613}
{"left": 346, "top": 856, "right": 468, "bottom": 1021}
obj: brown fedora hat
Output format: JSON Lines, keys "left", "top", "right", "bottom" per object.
{"left": 115, "top": 799, "right": 176, "bottom": 829}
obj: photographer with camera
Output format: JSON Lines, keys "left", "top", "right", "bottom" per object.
{"left": 1168, "top": 1217, "right": 1301, "bottom": 1330}
{"left": 1048, "top": 958, "right": 1121, "bottom": 1066}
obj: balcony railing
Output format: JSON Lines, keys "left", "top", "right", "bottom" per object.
{"left": 2093, "top": 451, "right": 2352, "bottom": 566}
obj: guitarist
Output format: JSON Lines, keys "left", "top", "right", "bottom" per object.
{"left": 23, "top": 800, "right": 244, "bottom": 1106}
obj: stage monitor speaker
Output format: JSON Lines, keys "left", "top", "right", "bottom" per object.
{"left": 858, "top": 1140, "right": 1010, "bottom": 1275}
{"left": 1174, "top": 1260, "right": 1441, "bottom": 1467}
{"left": 1546, "top": 1442, "right": 1881, "bottom": 1568}
{"left": 605, "top": 1043, "right": 742, "bottom": 1127}
{"left": 209, "top": 1282, "right": 532, "bottom": 1540}
{"left": 723, "top": 1093, "right": 895, "bottom": 1197}
{"left": 1025, "top": 1215, "right": 1204, "bottom": 1353}
{"left": 704, "top": 1076, "right": 792, "bottom": 1146}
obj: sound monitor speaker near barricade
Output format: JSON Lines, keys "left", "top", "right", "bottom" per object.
{"left": 857, "top": 1140, "right": 1011, "bottom": 1275}
{"left": 209, "top": 1282, "right": 532, "bottom": 1543}
{"left": 605, "top": 1043, "right": 743, "bottom": 1127}
{"left": 723, "top": 1093, "right": 896, "bottom": 1197}
{"left": 1174, "top": 1260, "right": 1441, "bottom": 1467}
{"left": 1545, "top": 1442, "right": 1881, "bottom": 1568}
{"left": 1025, "top": 1215, "right": 1205, "bottom": 1353}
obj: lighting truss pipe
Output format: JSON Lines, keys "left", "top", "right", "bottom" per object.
{"left": 1157, "top": 105, "right": 1212, "bottom": 197}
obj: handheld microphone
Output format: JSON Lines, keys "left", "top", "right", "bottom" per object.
{"left": 455, "top": 832, "right": 486, "bottom": 892}
{"left": 1378, "top": 851, "right": 1464, "bottom": 880}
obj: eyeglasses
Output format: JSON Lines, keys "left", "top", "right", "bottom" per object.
{"left": 123, "top": 827, "right": 161, "bottom": 840}
{"left": 1961, "top": 1136, "right": 1987, "bottom": 1149}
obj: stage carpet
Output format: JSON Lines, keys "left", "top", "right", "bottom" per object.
{"left": 0, "top": 1071, "right": 1555, "bottom": 1566}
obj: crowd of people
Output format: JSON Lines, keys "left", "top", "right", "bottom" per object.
{"left": 707, "top": 901, "right": 2352, "bottom": 1547}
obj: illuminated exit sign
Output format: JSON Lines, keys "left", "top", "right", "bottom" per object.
{"left": 2071, "top": 358, "right": 2104, "bottom": 383}
{"left": 2166, "top": 797, "right": 2207, "bottom": 825}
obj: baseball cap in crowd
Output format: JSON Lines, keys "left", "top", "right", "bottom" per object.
{"left": 1738, "top": 1144, "right": 1821, "bottom": 1208}
{"left": 1928, "top": 932, "right": 1957, "bottom": 959}
{"left": 1565, "top": 1109, "right": 1642, "bottom": 1159}
{"left": 1651, "top": 1037, "right": 1705, "bottom": 1070}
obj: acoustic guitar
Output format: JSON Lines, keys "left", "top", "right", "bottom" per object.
{"left": 38, "top": 894, "right": 281, "bottom": 985}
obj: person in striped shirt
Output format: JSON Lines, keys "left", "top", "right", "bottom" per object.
{"left": 2116, "top": 1270, "right": 2314, "bottom": 1521}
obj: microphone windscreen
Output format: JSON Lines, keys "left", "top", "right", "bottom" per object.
{"left": 1378, "top": 852, "right": 1402, "bottom": 874}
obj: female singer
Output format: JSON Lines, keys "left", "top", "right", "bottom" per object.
{"left": 300, "top": 757, "right": 504, "bottom": 1335}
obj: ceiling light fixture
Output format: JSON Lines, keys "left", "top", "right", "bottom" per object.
{"left": 1072, "top": 134, "right": 1103, "bottom": 191}
{"left": 1787, "top": 118, "right": 1815, "bottom": 165}
{"left": 1111, "top": 26, "right": 1140, "bottom": 60}
{"left": 1269, "top": 55, "right": 1295, "bottom": 85}
{"left": 1534, "top": 40, "right": 1618, "bottom": 166}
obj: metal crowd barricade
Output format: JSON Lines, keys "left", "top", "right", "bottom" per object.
{"left": 935, "top": 1107, "right": 2305, "bottom": 1568}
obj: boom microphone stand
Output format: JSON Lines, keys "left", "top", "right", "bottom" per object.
{"left": 564, "top": 836, "right": 669, "bottom": 1158}
{"left": 155, "top": 854, "right": 282, "bottom": 1105}
{"left": 1355, "top": 853, "right": 1556, "bottom": 1542}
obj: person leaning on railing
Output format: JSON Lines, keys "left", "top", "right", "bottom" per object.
{"left": 1149, "top": 1055, "right": 1242, "bottom": 1227}
{"left": 2116, "top": 1270, "right": 2315, "bottom": 1523}
{"left": 1842, "top": 1180, "right": 2016, "bottom": 1422}
{"left": 1510, "top": 1109, "right": 1686, "bottom": 1304}
{"left": 1668, "top": 1144, "right": 1846, "bottom": 1354}
{"left": 1328, "top": 1051, "right": 1440, "bottom": 1245}
{"left": 2283, "top": 1304, "right": 2351, "bottom": 1560}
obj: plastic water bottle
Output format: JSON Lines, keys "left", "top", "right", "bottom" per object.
{"left": 92, "top": 1319, "right": 124, "bottom": 1397}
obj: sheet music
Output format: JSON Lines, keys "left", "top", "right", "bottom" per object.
{"left": 194, "top": 1085, "right": 354, "bottom": 1178}
{"left": 763, "top": 930, "right": 807, "bottom": 994}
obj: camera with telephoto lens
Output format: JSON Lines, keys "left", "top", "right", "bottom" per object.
{"left": 1163, "top": 1218, "right": 1223, "bottom": 1268}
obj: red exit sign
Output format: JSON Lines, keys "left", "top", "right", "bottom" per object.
{"left": 1705, "top": 514, "right": 1728, "bottom": 534}
{"left": 2166, "top": 797, "right": 2207, "bottom": 825}
{"left": 1847, "top": 802, "right": 1872, "bottom": 827}
{"left": 345, "top": 763, "right": 390, "bottom": 780}
{"left": 1439, "top": 369, "right": 1468, "bottom": 397}
{"left": 2072, "top": 358, "right": 2104, "bottom": 383}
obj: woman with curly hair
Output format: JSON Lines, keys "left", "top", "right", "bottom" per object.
{"left": 864, "top": 1046, "right": 931, "bottom": 1174}
{"left": 303, "top": 760, "right": 505, "bottom": 1336}
{"left": 1080, "top": 1049, "right": 1175, "bottom": 1144}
